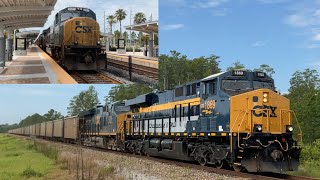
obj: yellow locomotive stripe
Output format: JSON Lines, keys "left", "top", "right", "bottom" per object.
{"left": 140, "top": 98, "right": 201, "bottom": 113}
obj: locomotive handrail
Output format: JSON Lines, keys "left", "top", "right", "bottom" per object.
{"left": 230, "top": 109, "right": 246, "bottom": 152}
{"left": 237, "top": 110, "right": 249, "bottom": 149}
{"left": 280, "top": 109, "right": 303, "bottom": 144}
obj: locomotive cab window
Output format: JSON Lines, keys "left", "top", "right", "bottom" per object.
{"left": 61, "top": 12, "right": 80, "bottom": 22}
{"left": 175, "top": 87, "right": 184, "bottom": 97}
{"left": 204, "top": 79, "right": 217, "bottom": 95}
{"left": 186, "top": 83, "right": 197, "bottom": 96}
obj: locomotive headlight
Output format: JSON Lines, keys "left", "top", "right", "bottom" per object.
{"left": 286, "top": 125, "right": 294, "bottom": 132}
{"left": 74, "top": 41, "right": 78, "bottom": 45}
{"left": 254, "top": 124, "right": 263, "bottom": 132}
{"left": 97, "top": 41, "right": 101, "bottom": 45}
{"left": 263, "top": 93, "right": 268, "bottom": 103}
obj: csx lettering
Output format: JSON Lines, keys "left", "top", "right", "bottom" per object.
{"left": 75, "top": 26, "right": 92, "bottom": 33}
{"left": 253, "top": 105, "right": 277, "bottom": 118}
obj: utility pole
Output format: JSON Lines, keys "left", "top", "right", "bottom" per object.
{"left": 104, "top": 11, "right": 106, "bottom": 34}
{"left": 130, "top": 7, "right": 132, "bottom": 47}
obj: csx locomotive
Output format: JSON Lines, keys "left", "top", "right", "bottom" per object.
{"left": 36, "top": 7, "right": 106, "bottom": 70}
{"left": 10, "top": 70, "right": 302, "bottom": 173}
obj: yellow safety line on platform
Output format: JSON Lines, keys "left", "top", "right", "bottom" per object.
{"left": 38, "top": 46, "right": 78, "bottom": 84}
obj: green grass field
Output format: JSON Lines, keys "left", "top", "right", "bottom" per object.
{"left": 0, "top": 134, "right": 55, "bottom": 180}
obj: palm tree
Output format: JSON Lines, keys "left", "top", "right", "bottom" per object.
{"left": 134, "top": 12, "right": 147, "bottom": 24}
{"left": 131, "top": 31, "right": 137, "bottom": 45}
{"left": 138, "top": 32, "right": 145, "bottom": 47}
{"left": 123, "top": 31, "right": 129, "bottom": 44}
{"left": 114, "top": 30, "right": 121, "bottom": 41}
{"left": 107, "top": 15, "right": 117, "bottom": 34}
{"left": 115, "top": 9, "right": 127, "bottom": 36}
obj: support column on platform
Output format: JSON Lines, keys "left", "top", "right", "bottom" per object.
{"left": 6, "top": 30, "right": 13, "bottom": 61}
{"left": 0, "top": 26, "right": 6, "bottom": 68}
{"left": 148, "top": 33, "right": 154, "bottom": 57}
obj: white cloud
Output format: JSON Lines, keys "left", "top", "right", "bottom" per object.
{"left": 256, "top": 0, "right": 290, "bottom": 4}
{"left": 285, "top": 11, "right": 320, "bottom": 28}
{"left": 251, "top": 41, "right": 267, "bottom": 47}
{"left": 27, "top": 0, "right": 158, "bottom": 33}
{"left": 161, "top": 24, "right": 185, "bottom": 31}
{"left": 212, "top": 8, "right": 231, "bottom": 16}
{"left": 312, "top": 34, "right": 320, "bottom": 41}
{"left": 306, "top": 44, "right": 320, "bottom": 49}
{"left": 191, "top": 0, "right": 229, "bottom": 8}
{"left": 284, "top": 1, "right": 320, "bottom": 48}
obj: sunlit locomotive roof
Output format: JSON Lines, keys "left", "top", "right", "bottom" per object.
{"left": 0, "top": 0, "right": 57, "bottom": 29}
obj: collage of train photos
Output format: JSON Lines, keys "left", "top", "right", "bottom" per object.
{"left": 0, "top": 0, "right": 320, "bottom": 179}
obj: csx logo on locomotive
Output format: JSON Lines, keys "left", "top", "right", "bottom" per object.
{"left": 75, "top": 26, "right": 92, "bottom": 33}
{"left": 253, "top": 105, "right": 277, "bottom": 117}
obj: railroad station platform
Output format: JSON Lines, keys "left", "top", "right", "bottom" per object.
{"left": 0, "top": 45, "right": 77, "bottom": 84}
{"left": 107, "top": 52, "right": 158, "bottom": 69}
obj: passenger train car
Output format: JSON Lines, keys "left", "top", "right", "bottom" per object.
{"left": 9, "top": 70, "right": 302, "bottom": 173}
{"left": 36, "top": 7, "right": 106, "bottom": 70}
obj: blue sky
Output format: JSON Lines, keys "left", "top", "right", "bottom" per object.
{"left": 27, "top": 0, "right": 158, "bottom": 33}
{"left": 0, "top": 85, "right": 114, "bottom": 125}
{"left": 160, "top": 0, "right": 320, "bottom": 93}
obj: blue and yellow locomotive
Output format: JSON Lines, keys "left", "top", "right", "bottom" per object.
{"left": 76, "top": 70, "right": 302, "bottom": 173}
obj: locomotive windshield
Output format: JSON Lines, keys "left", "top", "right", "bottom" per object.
{"left": 222, "top": 79, "right": 274, "bottom": 95}
{"left": 222, "top": 80, "right": 252, "bottom": 95}
{"left": 61, "top": 12, "right": 80, "bottom": 22}
{"left": 60, "top": 8, "right": 96, "bottom": 22}
{"left": 253, "top": 81, "right": 274, "bottom": 90}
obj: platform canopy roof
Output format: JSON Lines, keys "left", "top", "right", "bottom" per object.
{"left": 125, "top": 21, "right": 158, "bottom": 34}
{"left": 16, "top": 30, "right": 40, "bottom": 38}
{"left": 0, "top": 0, "right": 57, "bottom": 30}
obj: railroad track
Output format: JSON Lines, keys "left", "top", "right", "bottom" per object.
{"left": 26, "top": 136, "right": 318, "bottom": 180}
{"left": 69, "top": 70, "right": 124, "bottom": 84}
{"left": 107, "top": 59, "right": 159, "bottom": 80}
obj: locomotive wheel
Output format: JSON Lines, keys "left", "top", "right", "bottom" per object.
{"left": 216, "top": 160, "right": 228, "bottom": 169}
{"left": 233, "top": 165, "right": 245, "bottom": 172}
{"left": 198, "top": 157, "right": 207, "bottom": 166}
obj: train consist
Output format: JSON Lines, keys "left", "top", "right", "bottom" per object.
{"left": 35, "top": 7, "right": 106, "bottom": 70}
{"left": 9, "top": 70, "right": 302, "bottom": 173}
